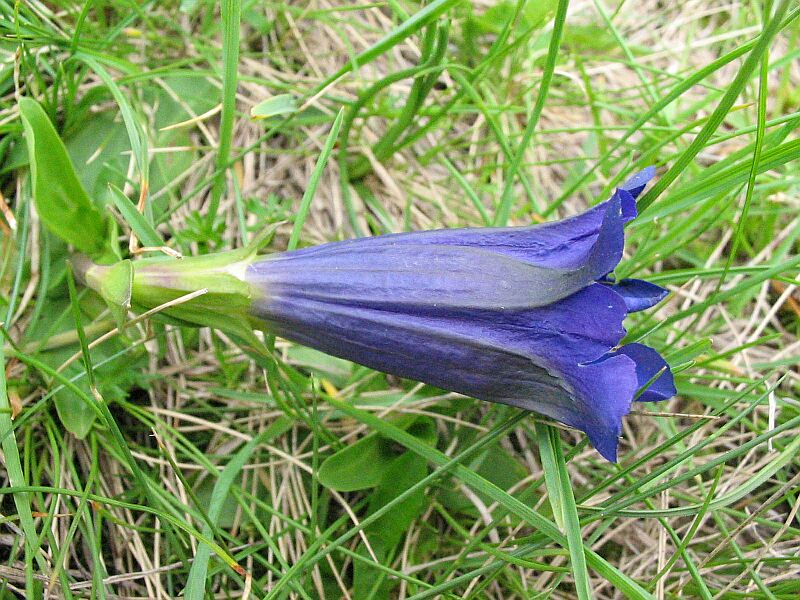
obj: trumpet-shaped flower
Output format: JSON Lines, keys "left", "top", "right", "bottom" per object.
{"left": 78, "top": 168, "right": 675, "bottom": 461}
{"left": 246, "top": 167, "right": 675, "bottom": 461}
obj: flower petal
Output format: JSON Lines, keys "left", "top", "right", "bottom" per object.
{"left": 280, "top": 169, "right": 654, "bottom": 286}
{"left": 287, "top": 194, "right": 622, "bottom": 269}
{"left": 249, "top": 282, "right": 637, "bottom": 461}
{"left": 559, "top": 355, "right": 638, "bottom": 462}
{"left": 251, "top": 184, "right": 652, "bottom": 310}
{"left": 620, "top": 166, "right": 656, "bottom": 199}
{"left": 614, "top": 343, "right": 677, "bottom": 402}
{"left": 610, "top": 278, "right": 669, "bottom": 312}
{"left": 250, "top": 244, "right": 595, "bottom": 310}
{"left": 504, "top": 283, "right": 628, "bottom": 365}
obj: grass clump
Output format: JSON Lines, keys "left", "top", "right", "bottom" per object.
{"left": 1, "top": 1, "right": 799, "bottom": 598}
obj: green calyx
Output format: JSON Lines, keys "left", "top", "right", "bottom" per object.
{"left": 74, "top": 224, "right": 280, "bottom": 356}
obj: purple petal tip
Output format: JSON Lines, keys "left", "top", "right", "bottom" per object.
{"left": 620, "top": 167, "right": 656, "bottom": 199}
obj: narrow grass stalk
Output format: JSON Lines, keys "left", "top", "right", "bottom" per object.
{"left": 207, "top": 0, "right": 242, "bottom": 228}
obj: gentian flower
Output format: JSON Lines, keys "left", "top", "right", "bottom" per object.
{"left": 78, "top": 168, "right": 675, "bottom": 461}
{"left": 246, "top": 167, "right": 675, "bottom": 461}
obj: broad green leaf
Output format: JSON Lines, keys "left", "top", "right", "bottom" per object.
{"left": 75, "top": 55, "right": 150, "bottom": 202}
{"left": 63, "top": 111, "right": 130, "bottom": 201}
{"left": 18, "top": 97, "right": 107, "bottom": 255}
{"left": 250, "top": 94, "right": 298, "bottom": 119}
{"left": 21, "top": 294, "right": 144, "bottom": 439}
{"left": 317, "top": 415, "right": 426, "bottom": 492}
{"left": 353, "top": 538, "right": 392, "bottom": 600}
{"left": 367, "top": 451, "right": 428, "bottom": 549}
{"left": 353, "top": 449, "right": 429, "bottom": 600}
{"left": 318, "top": 434, "right": 395, "bottom": 492}
{"left": 54, "top": 371, "right": 98, "bottom": 439}
{"left": 468, "top": 0, "right": 555, "bottom": 36}
{"left": 439, "top": 442, "right": 527, "bottom": 513}
{"left": 52, "top": 347, "right": 144, "bottom": 440}
{"left": 407, "top": 416, "right": 437, "bottom": 447}
{"left": 522, "top": 0, "right": 557, "bottom": 29}
{"left": 564, "top": 24, "right": 618, "bottom": 53}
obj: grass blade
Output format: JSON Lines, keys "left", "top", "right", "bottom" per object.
{"left": 325, "top": 399, "right": 654, "bottom": 600}
{"left": 0, "top": 332, "right": 50, "bottom": 588}
{"left": 637, "top": 0, "right": 793, "bottom": 212}
{"left": 536, "top": 423, "right": 592, "bottom": 599}
{"left": 494, "top": 0, "right": 570, "bottom": 226}
{"left": 287, "top": 108, "right": 345, "bottom": 250}
{"left": 207, "top": 0, "right": 242, "bottom": 227}
{"left": 107, "top": 183, "right": 163, "bottom": 248}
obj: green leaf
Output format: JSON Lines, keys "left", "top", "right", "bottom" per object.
{"left": 286, "top": 346, "right": 353, "bottom": 386}
{"left": 439, "top": 442, "right": 526, "bottom": 513}
{"left": 406, "top": 416, "right": 437, "bottom": 447}
{"left": 318, "top": 434, "right": 395, "bottom": 492}
{"left": 63, "top": 111, "right": 131, "bottom": 201}
{"left": 318, "top": 415, "right": 428, "bottom": 492}
{"left": 564, "top": 24, "right": 618, "bottom": 53}
{"left": 473, "top": 0, "right": 556, "bottom": 34}
{"left": 107, "top": 184, "right": 163, "bottom": 248}
{"left": 353, "top": 538, "right": 391, "bottom": 600}
{"left": 250, "top": 94, "right": 298, "bottom": 119}
{"left": 367, "top": 451, "right": 428, "bottom": 549}
{"left": 18, "top": 97, "right": 107, "bottom": 255}
{"left": 74, "top": 55, "right": 150, "bottom": 205}
{"left": 352, "top": 446, "right": 429, "bottom": 600}
{"left": 53, "top": 371, "right": 98, "bottom": 439}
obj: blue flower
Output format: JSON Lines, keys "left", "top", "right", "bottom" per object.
{"left": 246, "top": 168, "right": 676, "bottom": 461}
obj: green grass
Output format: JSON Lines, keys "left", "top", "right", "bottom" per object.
{"left": 1, "top": 1, "right": 800, "bottom": 598}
